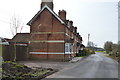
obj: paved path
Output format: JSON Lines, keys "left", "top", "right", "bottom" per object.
{"left": 46, "top": 52, "right": 118, "bottom": 78}
{"left": 19, "top": 57, "right": 83, "bottom": 70}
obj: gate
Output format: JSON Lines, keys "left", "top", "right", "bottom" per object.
{"left": 16, "top": 45, "right": 28, "bottom": 61}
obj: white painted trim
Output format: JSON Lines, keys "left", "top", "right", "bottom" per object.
{"left": 30, "top": 40, "right": 65, "bottom": 43}
{"left": 15, "top": 44, "right": 27, "bottom": 46}
{"left": 65, "top": 52, "right": 71, "bottom": 54}
{"left": 66, "top": 33, "right": 71, "bottom": 38}
{"left": 28, "top": 5, "right": 65, "bottom": 25}
{"left": 65, "top": 43, "right": 72, "bottom": 45}
{"left": 75, "top": 39, "right": 79, "bottom": 42}
{"left": 30, "top": 52, "right": 66, "bottom": 54}
{"left": 41, "top": 5, "right": 65, "bottom": 24}
{"left": 71, "top": 52, "right": 74, "bottom": 54}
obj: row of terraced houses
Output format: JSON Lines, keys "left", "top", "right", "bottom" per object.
{"left": 11, "top": 0, "right": 83, "bottom": 61}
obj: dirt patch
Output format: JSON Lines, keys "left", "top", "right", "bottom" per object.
{"left": 2, "top": 61, "right": 57, "bottom": 80}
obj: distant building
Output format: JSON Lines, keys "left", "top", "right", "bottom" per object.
{"left": 118, "top": 1, "right": 120, "bottom": 44}
{"left": 11, "top": 0, "right": 83, "bottom": 61}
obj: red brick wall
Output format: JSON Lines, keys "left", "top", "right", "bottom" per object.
{"left": 29, "top": 42, "right": 47, "bottom": 52}
{"left": 29, "top": 7, "right": 81, "bottom": 61}
{"left": 30, "top": 54, "right": 70, "bottom": 61}
{"left": 29, "top": 42, "right": 64, "bottom": 52}
{"left": 30, "top": 34, "right": 64, "bottom": 40}
{"left": 29, "top": 8, "right": 67, "bottom": 61}
{"left": 31, "top": 9, "right": 65, "bottom": 33}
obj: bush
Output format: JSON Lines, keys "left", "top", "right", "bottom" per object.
{"left": 78, "top": 48, "right": 95, "bottom": 57}
{"left": 104, "top": 43, "right": 120, "bottom": 63}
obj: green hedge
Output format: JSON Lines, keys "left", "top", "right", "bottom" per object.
{"left": 78, "top": 48, "right": 95, "bottom": 57}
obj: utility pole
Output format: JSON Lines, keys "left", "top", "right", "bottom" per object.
{"left": 118, "top": 2, "right": 120, "bottom": 44}
{"left": 87, "top": 34, "right": 90, "bottom": 47}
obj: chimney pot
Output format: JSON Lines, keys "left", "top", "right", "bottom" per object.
{"left": 58, "top": 10, "right": 66, "bottom": 21}
{"left": 41, "top": 0, "right": 54, "bottom": 10}
{"left": 74, "top": 27, "right": 77, "bottom": 34}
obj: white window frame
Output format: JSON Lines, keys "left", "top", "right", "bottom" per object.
{"left": 65, "top": 43, "right": 71, "bottom": 53}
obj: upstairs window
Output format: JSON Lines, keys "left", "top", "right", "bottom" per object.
{"left": 67, "top": 22, "right": 71, "bottom": 28}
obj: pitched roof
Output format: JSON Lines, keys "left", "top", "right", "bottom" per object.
{"left": 27, "top": 5, "right": 65, "bottom": 26}
{"left": 11, "top": 33, "right": 30, "bottom": 42}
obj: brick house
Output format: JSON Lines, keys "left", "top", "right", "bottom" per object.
{"left": 11, "top": 0, "right": 83, "bottom": 61}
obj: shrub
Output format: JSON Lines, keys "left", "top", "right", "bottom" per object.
{"left": 78, "top": 48, "right": 95, "bottom": 57}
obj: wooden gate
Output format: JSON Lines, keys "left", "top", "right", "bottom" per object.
{"left": 16, "top": 45, "right": 28, "bottom": 61}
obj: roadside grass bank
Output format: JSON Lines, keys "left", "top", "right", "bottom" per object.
{"left": 104, "top": 53, "right": 120, "bottom": 63}
{"left": 2, "top": 61, "right": 57, "bottom": 80}
{"left": 104, "top": 42, "right": 120, "bottom": 63}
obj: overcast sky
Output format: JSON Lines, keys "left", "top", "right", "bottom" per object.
{"left": 0, "top": 0, "right": 119, "bottom": 48}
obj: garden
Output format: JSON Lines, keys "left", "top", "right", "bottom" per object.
{"left": 1, "top": 61, "right": 57, "bottom": 80}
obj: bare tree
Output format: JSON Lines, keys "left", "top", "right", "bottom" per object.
{"left": 10, "top": 14, "right": 24, "bottom": 36}
{"left": 10, "top": 14, "right": 24, "bottom": 61}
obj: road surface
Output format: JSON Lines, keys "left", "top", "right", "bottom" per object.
{"left": 46, "top": 52, "right": 118, "bottom": 78}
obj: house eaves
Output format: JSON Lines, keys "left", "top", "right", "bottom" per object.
{"left": 27, "top": 5, "right": 65, "bottom": 26}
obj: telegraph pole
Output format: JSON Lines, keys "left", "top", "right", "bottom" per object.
{"left": 87, "top": 34, "right": 90, "bottom": 47}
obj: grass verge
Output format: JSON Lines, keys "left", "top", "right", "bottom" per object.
{"left": 104, "top": 54, "right": 119, "bottom": 63}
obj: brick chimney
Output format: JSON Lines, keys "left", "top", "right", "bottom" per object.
{"left": 70, "top": 21, "right": 73, "bottom": 31}
{"left": 77, "top": 33, "right": 79, "bottom": 37}
{"left": 74, "top": 27, "right": 77, "bottom": 34}
{"left": 41, "top": 0, "right": 54, "bottom": 10}
{"left": 58, "top": 10, "right": 66, "bottom": 21}
{"left": 70, "top": 21, "right": 73, "bottom": 26}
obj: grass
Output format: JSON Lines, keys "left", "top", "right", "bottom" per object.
{"left": 0, "top": 68, "right": 2, "bottom": 72}
{"left": 104, "top": 53, "right": 119, "bottom": 62}
{"left": 22, "top": 68, "right": 49, "bottom": 77}
{"left": 104, "top": 54, "right": 109, "bottom": 57}
{"left": 0, "top": 45, "right": 2, "bottom": 57}
{"left": 108, "top": 56, "right": 119, "bottom": 62}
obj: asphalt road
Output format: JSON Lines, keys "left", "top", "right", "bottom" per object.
{"left": 46, "top": 52, "right": 118, "bottom": 78}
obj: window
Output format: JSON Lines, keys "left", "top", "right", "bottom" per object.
{"left": 67, "top": 22, "right": 71, "bottom": 28}
{"left": 65, "top": 43, "right": 70, "bottom": 52}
